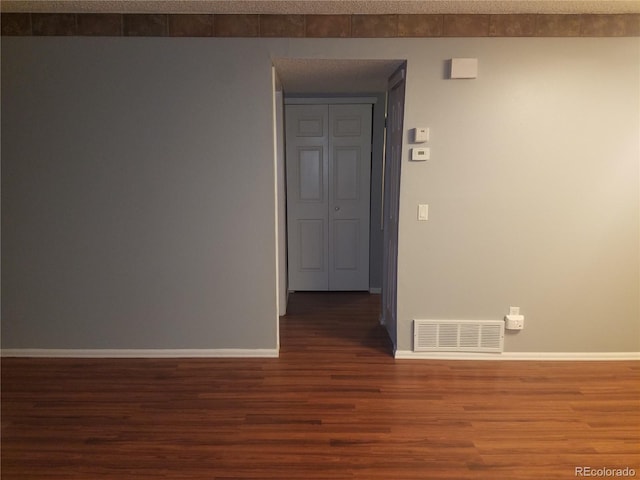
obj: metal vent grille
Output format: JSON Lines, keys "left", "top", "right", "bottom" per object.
{"left": 414, "top": 320, "right": 504, "bottom": 353}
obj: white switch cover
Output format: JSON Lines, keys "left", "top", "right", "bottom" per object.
{"left": 418, "top": 204, "right": 429, "bottom": 221}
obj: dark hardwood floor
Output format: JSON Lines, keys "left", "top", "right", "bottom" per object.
{"left": 2, "top": 292, "right": 639, "bottom": 479}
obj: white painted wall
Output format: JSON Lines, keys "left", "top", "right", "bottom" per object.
{"left": 2, "top": 36, "right": 638, "bottom": 354}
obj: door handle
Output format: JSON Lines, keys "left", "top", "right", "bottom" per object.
{"left": 334, "top": 206, "right": 340, "bottom": 211}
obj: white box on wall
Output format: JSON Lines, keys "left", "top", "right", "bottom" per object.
{"left": 450, "top": 58, "right": 478, "bottom": 79}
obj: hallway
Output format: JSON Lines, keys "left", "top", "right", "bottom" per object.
{"left": 281, "top": 292, "right": 390, "bottom": 356}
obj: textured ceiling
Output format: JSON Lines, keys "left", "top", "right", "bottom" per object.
{"left": 2, "top": 0, "right": 640, "bottom": 14}
{"left": 273, "top": 58, "right": 404, "bottom": 94}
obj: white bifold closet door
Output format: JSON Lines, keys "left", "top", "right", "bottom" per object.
{"left": 286, "top": 104, "right": 372, "bottom": 291}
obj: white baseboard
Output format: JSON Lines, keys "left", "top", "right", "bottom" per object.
{"left": 501, "top": 352, "right": 640, "bottom": 361}
{"left": 394, "top": 350, "right": 640, "bottom": 361}
{"left": 1, "top": 348, "right": 280, "bottom": 358}
{"left": 369, "top": 288, "right": 382, "bottom": 294}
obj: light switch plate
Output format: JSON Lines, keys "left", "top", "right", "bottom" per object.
{"left": 418, "top": 204, "right": 429, "bottom": 221}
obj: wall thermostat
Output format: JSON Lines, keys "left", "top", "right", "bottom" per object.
{"left": 411, "top": 148, "right": 430, "bottom": 161}
{"left": 411, "top": 127, "right": 429, "bottom": 143}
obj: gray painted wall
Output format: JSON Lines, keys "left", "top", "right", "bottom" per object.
{"left": 2, "top": 38, "right": 279, "bottom": 349}
{"left": 2, "top": 36, "right": 638, "bottom": 353}
{"left": 279, "top": 37, "right": 639, "bottom": 353}
{"left": 395, "top": 38, "right": 640, "bottom": 353}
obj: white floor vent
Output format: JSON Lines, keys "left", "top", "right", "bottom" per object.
{"left": 414, "top": 320, "right": 504, "bottom": 353}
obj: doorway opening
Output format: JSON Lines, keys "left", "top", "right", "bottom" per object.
{"left": 273, "top": 58, "right": 406, "bottom": 352}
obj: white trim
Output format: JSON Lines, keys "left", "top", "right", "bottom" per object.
{"left": 285, "top": 97, "right": 377, "bottom": 105}
{"left": 273, "top": 66, "right": 280, "bottom": 319}
{"left": 369, "top": 287, "right": 381, "bottom": 294}
{"left": 272, "top": 66, "right": 282, "bottom": 350}
{"left": 394, "top": 350, "right": 640, "bottom": 361}
{"left": 501, "top": 352, "right": 640, "bottom": 361}
{"left": 1, "top": 349, "right": 280, "bottom": 358}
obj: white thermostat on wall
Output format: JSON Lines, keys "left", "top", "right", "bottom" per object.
{"left": 411, "top": 147, "right": 430, "bottom": 161}
{"left": 411, "top": 127, "right": 429, "bottom": 143}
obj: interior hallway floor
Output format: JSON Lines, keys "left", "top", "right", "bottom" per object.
{"left": 2, "top": 292, "right": 639, "bottom": 479}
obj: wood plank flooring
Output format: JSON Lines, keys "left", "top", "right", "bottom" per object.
{"left": 2, "top": 292, "right": 639, "bottom": 479}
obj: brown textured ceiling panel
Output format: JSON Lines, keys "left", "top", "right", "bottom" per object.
{"left": 3, "top": 0, "right": 640, "bottom": 14}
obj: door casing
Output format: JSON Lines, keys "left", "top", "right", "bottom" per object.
{"left": 381, "top": 65, "right": 406, "bottom": 349}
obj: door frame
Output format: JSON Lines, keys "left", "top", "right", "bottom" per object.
{"left": 285, "top": 97, "right": 379, "bottom": 105}
{"left": 272, "top": 61, "right": 408, "bottom": 354}
{"left": 380, "top": 64, "right": 407, "bottom": 351}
